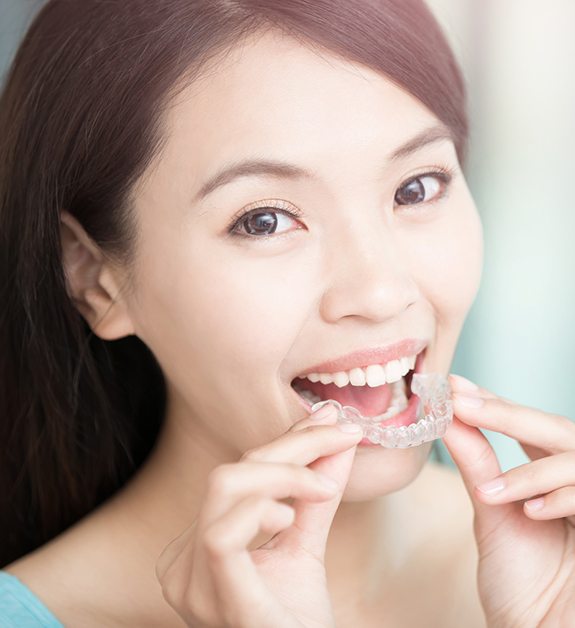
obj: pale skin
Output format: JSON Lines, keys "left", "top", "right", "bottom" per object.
{"left": 6, "top": 29, "right": 575, "bottom": 628}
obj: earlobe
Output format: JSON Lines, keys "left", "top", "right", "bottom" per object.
{"left": 60, "top": 210, "right": 136, "bottom": 340}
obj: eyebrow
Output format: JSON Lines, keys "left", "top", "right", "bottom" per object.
{"left": 194, "top": 124, "right": 453, "bottom": 202}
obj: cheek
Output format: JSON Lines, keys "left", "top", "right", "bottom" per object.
{"left": 197, "top": 251, "right": 314, "bottom": 368}
{"left": 132, "top": 237, "right": 315, "bottom": 382}
{"left": 404, "top": 197, "right": 484, "bottom": 322}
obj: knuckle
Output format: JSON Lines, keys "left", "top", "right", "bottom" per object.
{"left": 207, "top": 464, "right": 235, "bottom": 496}
{"left": 249, "top": 494, "right": 270, "bottom": 509}
{"left": 247, "top": 495, "right": 276, "bottom": 519}
{"left": 522, "top": 465, "right": 537, "bottom": 484}
{"left": 283, "top": 461, "right": 306, "bottom": 476}
{"left": 202, "top": 525, "right": 227, "bottom": 558}
{"left": 471, "top": 441, "right": 494, "bottom": 470}
{"left": 240, "top": 447, "right": 264, "bottom": 462}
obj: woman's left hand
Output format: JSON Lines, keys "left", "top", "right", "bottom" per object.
{"left": 442, "top": 374, "right": 575, "bottom": 628}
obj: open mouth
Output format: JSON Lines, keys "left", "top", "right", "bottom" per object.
{"left": 291, "top": 348, "right": 426, "bottom": 423}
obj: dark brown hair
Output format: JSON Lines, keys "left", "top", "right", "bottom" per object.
{"left": 0, "top": 0, "right": 467, "bottom": 567}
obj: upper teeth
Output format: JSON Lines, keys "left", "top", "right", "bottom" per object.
{"left": 298, "top": 354, "right": 417, "bottom": 388}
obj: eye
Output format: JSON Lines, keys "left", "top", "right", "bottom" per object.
{"left": 394, "top": 171, "right": 451, "bottom": 206}
{"left": 228, "top": 201, "right": 304, "bottom": 239}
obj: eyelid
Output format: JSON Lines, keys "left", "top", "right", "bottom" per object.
{"left": 394, "top": 164, "right": 456, "bottom": 207}
{"left": 229, "top": 198, "right": 303, "bottom": 225}
{"left": 400, "top": 164, "right": 455, "bottom": 187}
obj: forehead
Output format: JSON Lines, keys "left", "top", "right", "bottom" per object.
{"left": 162, "top": 30, "right": 440, "bottom": 184}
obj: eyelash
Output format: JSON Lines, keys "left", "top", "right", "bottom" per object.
{"left": 226, "top": 165, "right": 455, "bottom": 240}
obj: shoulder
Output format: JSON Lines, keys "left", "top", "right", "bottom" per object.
{"left": 3, "top": 514, "right": 185, "bottom": 628}
{"left": 3, "top": 520, "right": 129, "bottom": 627}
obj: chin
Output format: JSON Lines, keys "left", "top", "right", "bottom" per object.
{"left": 340, "top": 440, "right": 433, "bottom": 502}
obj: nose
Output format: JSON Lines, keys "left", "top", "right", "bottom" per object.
{"left": 319, "top": 224, "right": 420, "bottom": 324}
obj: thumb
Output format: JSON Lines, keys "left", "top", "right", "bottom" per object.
{"left": 279, "top": 442, "right": 358, "bottom": 561}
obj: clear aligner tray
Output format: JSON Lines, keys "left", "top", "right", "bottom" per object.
{"left": 310, "top": 373, "right": 452, "bottom": 448}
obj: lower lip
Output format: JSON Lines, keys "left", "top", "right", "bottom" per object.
{"left": 292, "top": 349, "right": 426, "bottom": 447}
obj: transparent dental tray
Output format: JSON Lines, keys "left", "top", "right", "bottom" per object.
{"left": 310, "top": 373, "right": 452, "bottom": 448}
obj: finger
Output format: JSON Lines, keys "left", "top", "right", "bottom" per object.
{"left": 204, "top": 496, "right": 294, "bottom": 556}
{"left": 291, "top": 402, "right": 340, "bottom": 430}
{"left": 200, "top": 456, "right": 351, "bottom": 527}
{"left": 441, "top": 416, "right": 515, "bottom": 535}
{"left": 171, "top": 498, "right": 293, "bottom": 627}
{"left": 449, "top": 377, "right": 575, "bottom": 455}
{"left": 522, "top": 486, "right": 575, "bottom": 520}
{"left": 473, "top": 451, "right": 575, "bottom": 505}
{"left": 240, "top": 420, "right": 364, "bottom": 467}
{"left": 278, "top": 442, "right": 359, "bottom": 561}
{"left": 449, "top": 373, "right": 499, "bottom": 399}
{"left": 204, "top": 498, "right": 298, "bottom": 625}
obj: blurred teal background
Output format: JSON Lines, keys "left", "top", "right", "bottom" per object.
{"left": 2, "top": 0, "right": 574, "bottom": 472}
{"left": 428, "top": 0, "right": 575, "bottom": 469}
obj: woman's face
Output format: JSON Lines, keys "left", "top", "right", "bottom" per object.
{"left": 125, "top": 30, "right": 483, "bottom": 499}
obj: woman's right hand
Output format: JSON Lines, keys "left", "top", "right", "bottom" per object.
{"left": 155, "top": 404, "right": 364, "bottom": 628}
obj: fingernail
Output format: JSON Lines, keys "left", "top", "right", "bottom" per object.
{"left": 338, "top": 422, "right": 363, "bottom": 434}
{"left": 525, "top": 497, "right": 545, "bottom": 512}
{"left": 454, "top": 393, "right": 484, "bottom": 408}
{"left": 450, "top": 373, "right": 479, "bottom": 393}
{"left": 310, "top": 404, "right": 337, "bottom": 421}
{"left": 476, "top": 478, "right": 505, "bottom": 495}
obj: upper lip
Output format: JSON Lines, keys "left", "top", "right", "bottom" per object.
{"left": 294, "top": 338, "right": 428, "bottom": 378}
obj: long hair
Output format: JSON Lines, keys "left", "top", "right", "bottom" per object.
{"left": 0, "top": 0, "right": 467, "bottom": 567}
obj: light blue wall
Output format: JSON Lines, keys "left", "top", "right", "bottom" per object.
{"left": 429, "top": 0, "right": 575, "bottom": 470}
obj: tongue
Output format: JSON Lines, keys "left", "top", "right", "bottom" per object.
{"left": 297, "top": 379, "right": 393, "bottom": 417}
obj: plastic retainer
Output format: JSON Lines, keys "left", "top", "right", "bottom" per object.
{"left": 310, "top": 373, "right": 452, "bottom": 448}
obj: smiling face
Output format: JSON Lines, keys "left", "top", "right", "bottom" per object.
{"left": 124, "top": 30, "right": 483, "bottom": 499}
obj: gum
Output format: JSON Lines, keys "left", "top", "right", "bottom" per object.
{"left": 310, "top": 373, "right": 452, "bottom": 448}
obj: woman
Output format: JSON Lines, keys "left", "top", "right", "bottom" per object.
{"left": 1, "top": 0, "right": 574, "bottom": 626}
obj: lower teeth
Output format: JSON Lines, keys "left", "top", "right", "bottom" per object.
{"left": 298, "top": 389, "right": 322, "bottom": 404}
{"left": 294, "top": 377, "right": 408, "bottom": 421}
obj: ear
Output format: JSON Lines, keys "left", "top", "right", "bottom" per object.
{"left": 60, "top": 210, "right": 136, "bottom": 340}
